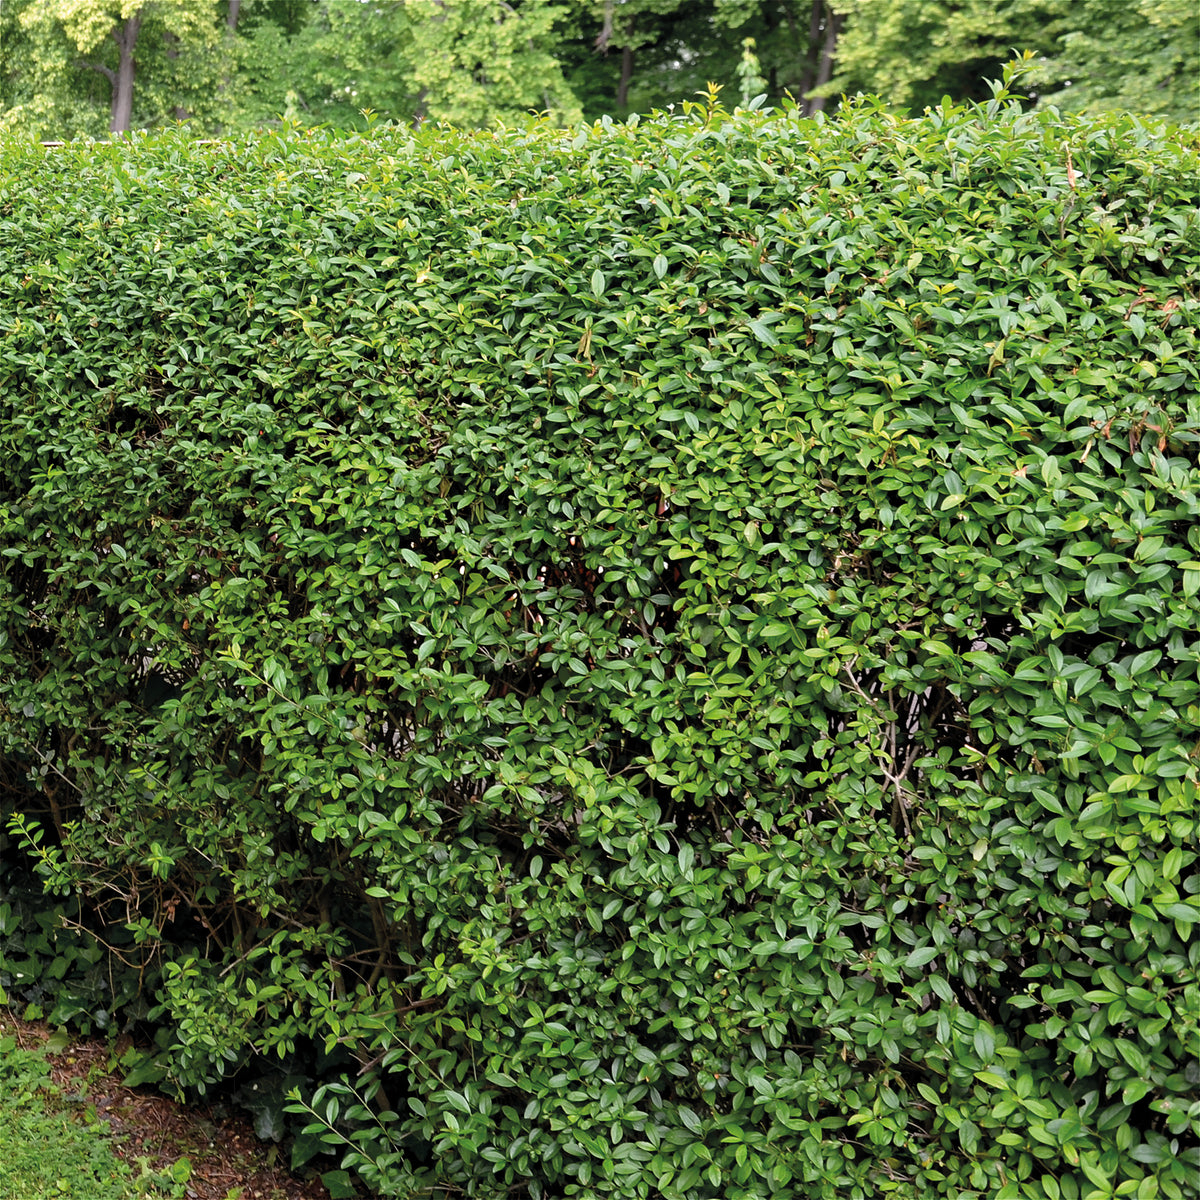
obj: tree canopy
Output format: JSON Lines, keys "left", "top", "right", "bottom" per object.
{"left": 0, "top": 0, "right": 1196, "bottom": 138}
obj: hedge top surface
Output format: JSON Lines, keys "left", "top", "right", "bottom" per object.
{"left": 1, "top": 95, "right": 1199, "bottom": 1200}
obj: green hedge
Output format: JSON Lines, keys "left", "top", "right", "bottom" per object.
{"left": 1, "top": 88, "right": 1198, "bottom": 1200}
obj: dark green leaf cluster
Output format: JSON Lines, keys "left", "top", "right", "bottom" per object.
{"left": 1, "top": 95, "right": 1198, "bottom": 1199}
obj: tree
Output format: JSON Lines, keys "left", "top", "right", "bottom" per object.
{"left": 555, "top": 1, "right": 840, "bottom": 121}
{"left": 557, "top": 0, "right": 802, "bottom": 117}
{"left": 404, "top": 0, "right": 580, "bottom": 126}
{"left": 715, "top": 0, "right": 842, "bottom": 116}
{"left": 7, "top": 0, "right": 223, "bottom": 137}
{"left": 824, "top": 0, "right": 1063, "bottom": 113}
{"left": 823, "top": 0, "right": 1198, "bottom": 123}
{"left": 1031, "top": 0, "right": 1200, "bottom": 124}
{"left": 0, "top": 0, "right": 113, "bottom": 139}
{"left": 211, "top": 0, "right": 322, "bottom": 132}
{"left": 224, "top": 0, "right": 579, "bottom": 131}
{"left": 2, "top": 0, "right": 1193, "bottom": 138}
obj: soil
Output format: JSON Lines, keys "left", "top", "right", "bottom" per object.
{"left": 1, "top": 1011, "right": 343, "bottom": 1200}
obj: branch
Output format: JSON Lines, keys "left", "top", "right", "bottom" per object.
{"left": 842, "top": 659, "right": 920, "bottom": 837}
{"left": 595, "top": 0, "right": 614, "bottom": 53}
{"left": 78, "top": 59, "right": 116, "bottom": 85}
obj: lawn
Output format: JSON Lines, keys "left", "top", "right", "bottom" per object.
{"left": 0, "top": 1012, "right": 335, "bottom": 1200}
{"left": 0, "top": 1027, "right": 152, "bottom": 1200}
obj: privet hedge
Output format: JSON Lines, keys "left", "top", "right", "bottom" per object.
{"left": 1, "top": 87, "right": 1198, "bottom": 1200}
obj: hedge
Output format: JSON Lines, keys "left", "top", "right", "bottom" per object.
{"left": 1, "top": 85, "right": 1198, "bottom": 1200}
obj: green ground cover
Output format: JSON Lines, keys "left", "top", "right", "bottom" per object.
{"left": 0, "top": 1030, "right": 143, "bottom": 1200}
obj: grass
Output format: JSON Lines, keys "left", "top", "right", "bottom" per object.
{"left": 0, "top": 1030, "right": 168, "bottom": 1200}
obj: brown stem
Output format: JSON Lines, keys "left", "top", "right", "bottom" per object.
{"left": 841, "top": 661, "right": 919, "bottom": 838}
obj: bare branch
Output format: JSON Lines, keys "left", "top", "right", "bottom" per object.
{"left": 842, "top": 659, "right": 919, "bottom": 837}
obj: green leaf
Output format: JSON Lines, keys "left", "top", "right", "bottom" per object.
{"left": 1108, "top": 773, "right": 1150, "bottom": 793}
{"left": 904, "top": 946, "right": 938, "bottom": 970}
{"left": 1129, "top": 649, "right": 1162, "bottom": 676}
{"left": 44, "top": 1030, "right": 71, "bottom": 1054}
{"left": 1079, "top": 1153, "right": 1111, "bottom": 1190}
{"left": 321, "top": 1170, "right": 359, "bottom": 1199}
{"left": 974, "top": 1070, "right": 1008, "bottom": 1089}
{"left": 1114, "top": 1040, "right": 1148, "bottom": 1074}
{"left": 973, "top": 1026, "right": 996, "bottom": 1063}
{"left": 1044, "top": 574, "right": 1068, "bottom": 609}
{"left": 1161, "top": 847, "right": 1183, "bottom": 881}
{"left": 747, "top": 319, "right": 778, "bottom": 347}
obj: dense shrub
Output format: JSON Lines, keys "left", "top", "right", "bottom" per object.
{"left": 1, "top": 85, "right": 1198, "bottom": 1199}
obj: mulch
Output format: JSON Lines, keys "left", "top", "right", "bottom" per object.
{"left": 1, "top": 1011, "right": 342, "bottom": 1200}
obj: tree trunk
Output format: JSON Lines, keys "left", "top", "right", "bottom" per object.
{"left": 796, "top": 0, "right": 825, "bottom": 101}
{"left": 617, "top": 44, "right": 634, "bottom": 109}
{"left": 110, "top": 12, "right": 142, "bottom": 134}
{"left": 595, "top": 0, "right": 615, "bottom": 52}
{"left": 806, "top": 7, "right": 843, "bottom": 115}
{"left": 795, "top": 1, "right": 843, "bottom": 117}
{"left": 227, "top": 0, "right": 242, "bottom": 31}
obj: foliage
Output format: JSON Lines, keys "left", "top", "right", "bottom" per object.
{"left": 825, "top": 0, "right": 1063, "bottom": 112}
{"left": 231, "top": 0, "right": 581, "bottom": 132}
{"left": 0, "top": 852, "right": 143, "bottom": 1035}
{"left": 1, "top": 0, "right": 1195, "bottom": 138}
{"left": 0, "top": 1028, "right": 163, "bottom": 1199}
{"left": 1029, "top": 0, "right": 1200, "bottom": 125}
{"left": 402, "top": 0, "right": 580, "bottom": 128}
{"left": 1, "top": 86, "right": 1199, "bottom": 1200}
{"left": 0, "top": 0, "right": 581, "bottom": 136}
{"left": 3, "top": 0, "right": 224, "bottom": 137}
{"left": 557, "top": 0, "right": 834, "bottom": 119}
{"left": 826, "top": 0, "right": 1199, "bottom": 125}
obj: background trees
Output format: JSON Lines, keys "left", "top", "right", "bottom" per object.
{"left": 1028, "top": 0, "right": 1200, "bottom": 121}
{"left": 0, "top": 0, "right": 1195, "bottom": 138}
{"left": 826, "top": 0, "right": 1199, "bottom": 120}
{"left": 4, "top": 0, "right": 222, "bottom": 137}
